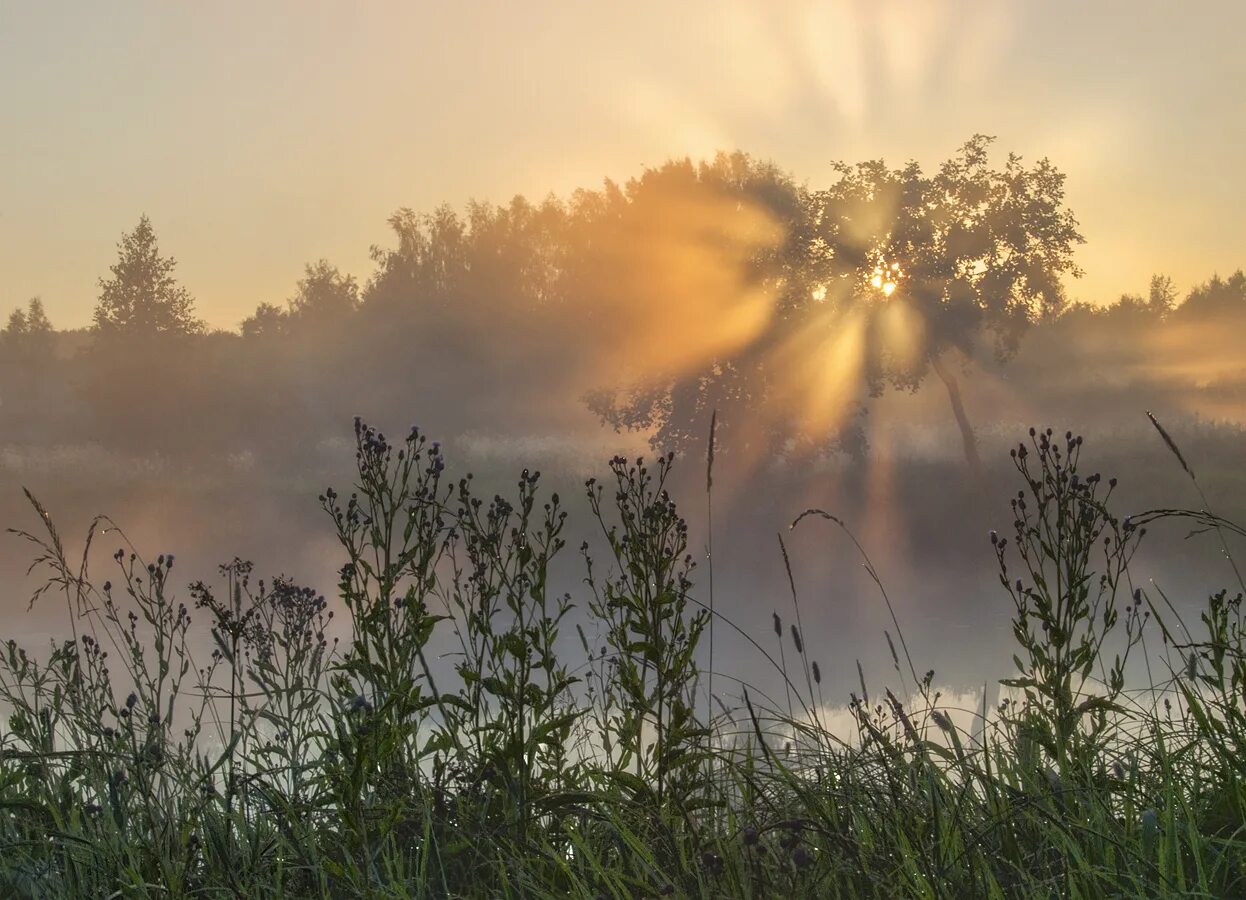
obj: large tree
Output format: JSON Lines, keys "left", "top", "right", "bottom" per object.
{"left": 581, "top": 153, "right": 815, "bottom": 456}
{"left": 94, "top": 215, "right": 203, "bottom": 336}
{"left": 589, "top": 137, "right": 1084, "bottom": 470}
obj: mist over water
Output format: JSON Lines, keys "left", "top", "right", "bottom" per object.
{"left": 1, "top": 92, "right": 1244, "bottom": 743}
{"left": 4, "top": 340, "right": 1242, "bottom": 710}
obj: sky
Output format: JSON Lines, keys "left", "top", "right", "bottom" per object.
{"left": 2, "top": 0, "right": 1244, "bottom": 330}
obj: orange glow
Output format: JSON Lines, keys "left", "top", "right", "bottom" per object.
{"left": 577, "top": 180, "right": 785, "bottom": 381}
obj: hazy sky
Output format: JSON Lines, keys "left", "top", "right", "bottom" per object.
{"left": 3, "top": 1, "right": 1244, "bottom": 330}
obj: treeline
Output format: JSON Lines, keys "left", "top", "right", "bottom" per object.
{"left": 4, "top": 146, "right": 1245, "bottom": 463}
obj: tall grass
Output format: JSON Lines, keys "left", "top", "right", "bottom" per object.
{"left": 0, "top": 419, "right": 1243, "bottom": 898}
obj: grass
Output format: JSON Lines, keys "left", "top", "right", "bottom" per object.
{"left": 0, "top": 417, "right": 1243, "bottom": 898}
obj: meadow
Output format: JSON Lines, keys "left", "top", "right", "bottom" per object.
{"left": 0, "top": 417, "right": 1243, "bottom": 899}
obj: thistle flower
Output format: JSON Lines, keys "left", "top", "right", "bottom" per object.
{"left": 699, "top": 850, "right": 723, "bottom": 877}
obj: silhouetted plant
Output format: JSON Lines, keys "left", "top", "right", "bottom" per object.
{"left": 0, "top": 420, "right": 1244, "bottom": 897}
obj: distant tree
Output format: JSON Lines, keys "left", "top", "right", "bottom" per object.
{"left": 241, "top": 302, "right": 289, "bottom": 339}
{"left": 2, "top": 297, "right": 54, "bottom": 361}
{"left": 587, "top": 138, "right": 1084, "bottom": 472}
{"left": 364, "top": 206, "right": 470, "bottom": 314}
{"left": 93, "top": 216, "right": 203, "bottom": 336}
{"left": 287, "top": 260, "right": 358, "bottom": 330}
{"left": 1148, "top": 274, "right": 1178, "bottom": 315}
{"left": 1177, "top": 270, "right": 1246, "bottom": 319}
{"left": 1098, "top": 274, "right": 1176, "bottom": 322}
{"left": 3, "top": 309, "right": 27, "bottom": 343}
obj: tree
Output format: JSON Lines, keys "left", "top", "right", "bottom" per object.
{"left": 93, "top": 215, "right": 203, "bottom": 337}
{"left": 1148, "top": 274, "right": 1178, "bottom": 315}
{"left": 581, "top": 153, "right": 815, "bottom": 458}
{"left": 1176, "top": 270, "right": 1246, "bottom": 320}
{"left": 2, "top": 297, "right": 54, "bottom": 362}
{"left": 588, "top": 138, "right": 1084, "bottom": 472}
{"left": 241, "top": 302, "right": 289, "bottom": 339}
{"left": 286, "top": 260, "right": 358, "bottom": 330}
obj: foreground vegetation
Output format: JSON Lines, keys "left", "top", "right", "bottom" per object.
{"left": 0, "top": 420, "right": 1243, "bottom": 898}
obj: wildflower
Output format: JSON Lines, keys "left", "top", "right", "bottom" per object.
{"left": 699, "top": 850, "right": 723, "bottom": 877}
{"left": 742, "top": 825, "right": 760, "bottom": 846}
{"left": 792, "top": 845, "right": 813, "bottom": 869}
{"left": 125, "top": 692, "right": 138, "bottom": 710}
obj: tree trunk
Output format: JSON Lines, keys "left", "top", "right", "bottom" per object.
{"left": 930, "top": 352, "right": 983, "bottom": 474}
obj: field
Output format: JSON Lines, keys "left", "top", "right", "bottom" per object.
{"left": 0, "top": 417, "right": 1243, "bottom": 899}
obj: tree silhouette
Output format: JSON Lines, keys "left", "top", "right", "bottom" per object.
{"left": 1, "top": 296, "right": 54, "bottom": 364}
{"left": 811, "top": 135, "right": 1083, "bottom": 470}
{"left": 581, "top": 153, "right": 815, "bottom": 458}
{"left": 93, "top": 215, "right": 203, "bottom": 336}
{"left": 1176, "top": 270, "right": 1246, "bottom": 320}
{"left": 287, "top": 260, "right": 359, "bottom": 330}
{"left": 587, "top": 138, "right": 1084, "bottom": 471}
{"left": 241, "top": 302, "right": 288, "bottom": 339}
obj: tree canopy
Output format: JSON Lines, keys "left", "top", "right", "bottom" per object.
{"left": 93, "top": 215, "right": 203, "bottom": 337}
{"left": 588, "top": 137, "right": 1085, "bottom": 467}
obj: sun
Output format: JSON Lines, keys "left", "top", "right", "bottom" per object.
{"left": 870, "top": 262, "right": 903, "bottom": 296}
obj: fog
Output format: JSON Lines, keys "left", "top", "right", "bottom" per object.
{"left": 3, "top": 154, "right": 1245, "bottom": 710}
